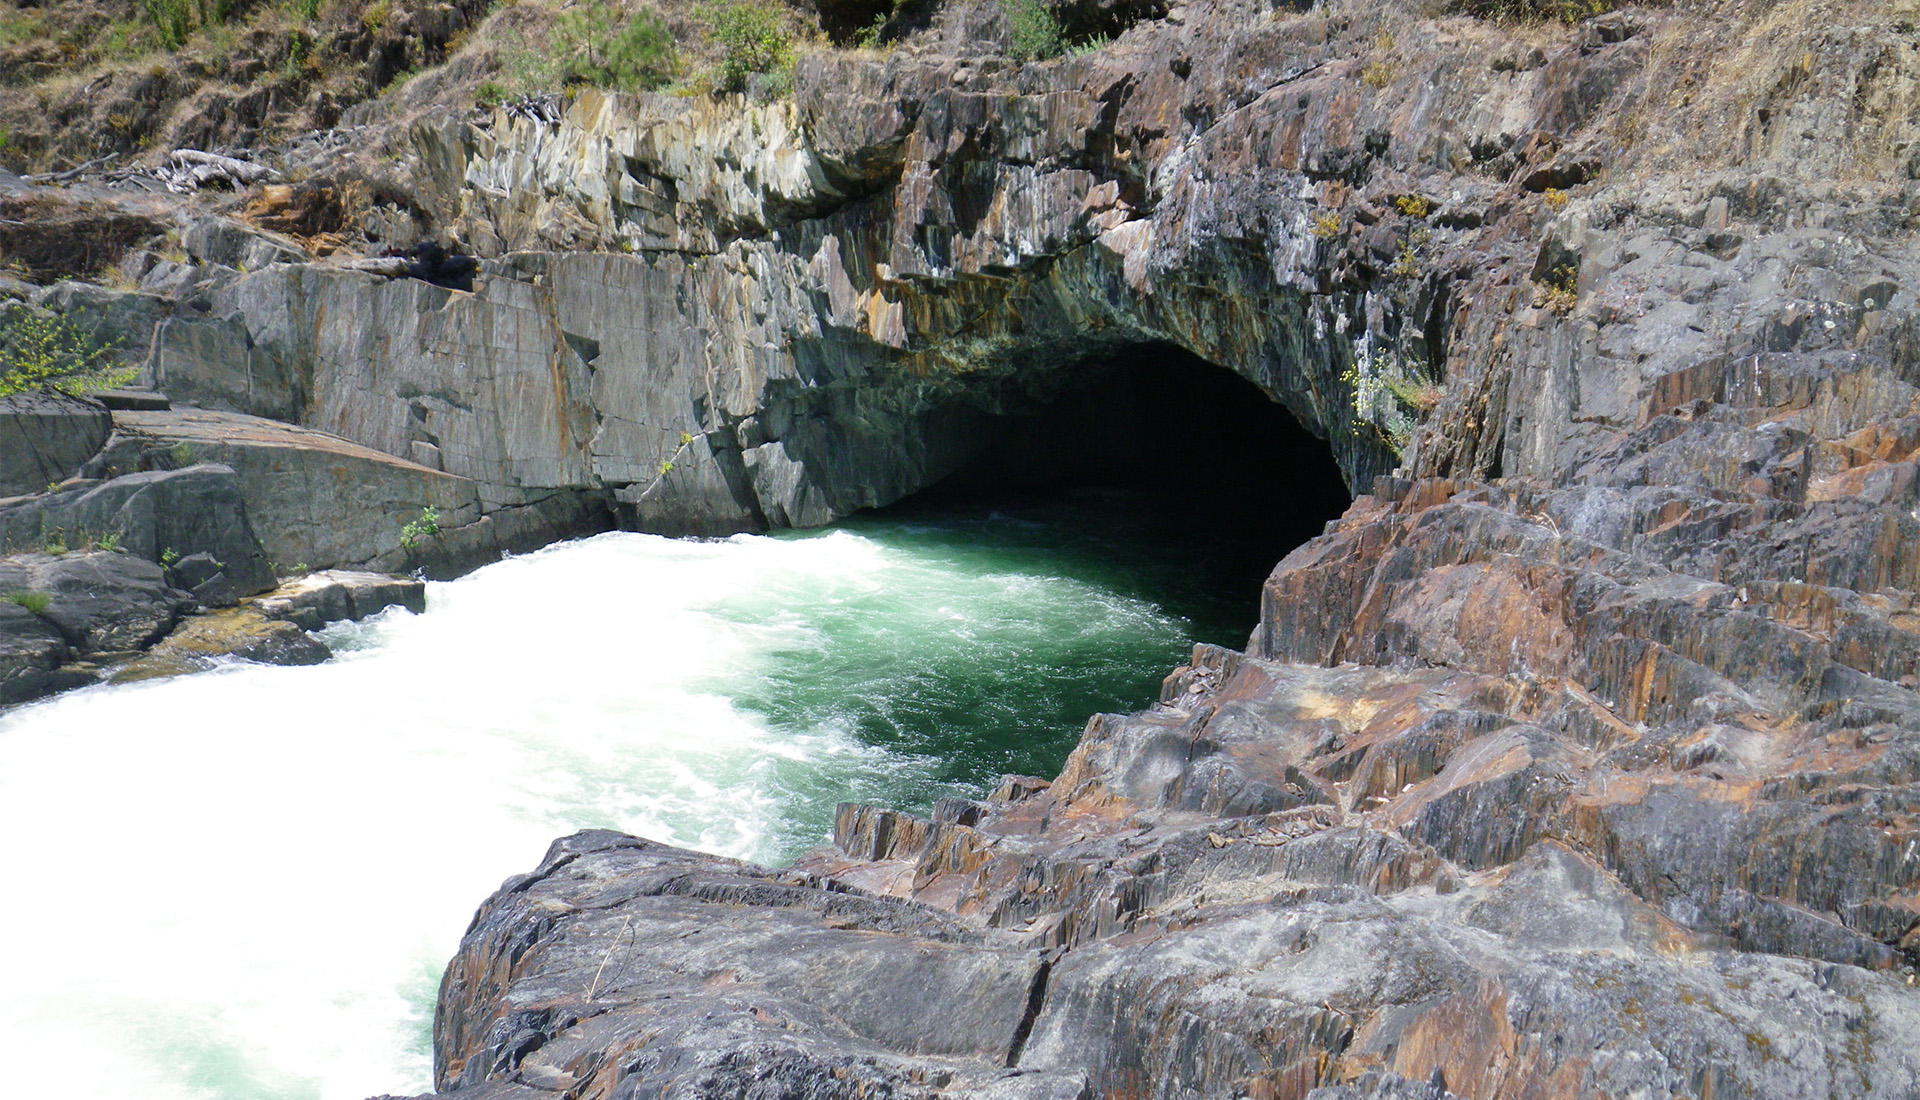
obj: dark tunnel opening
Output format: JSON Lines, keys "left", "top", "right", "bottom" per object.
{"left": 867, "top": 343, "right": 1355, "bottom": 650}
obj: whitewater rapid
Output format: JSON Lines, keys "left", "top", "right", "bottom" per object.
{"left": 0, "top": 519, "right": 1208, "bottom": 1100}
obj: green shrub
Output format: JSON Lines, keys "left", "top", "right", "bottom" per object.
{"left": 5, "top": 590, "right": 50, "bottom": 615}
{"left": 1449, "top": 0, "right": 1619, "bottom": 21}
{"left": 493, "top": 25, "right": 564, "bottom": 95}
{"left": 563, "top": 3, "right": 677, "bottom": 92}
{"left": 360, "top": 0, "right": 392, "bottom": 32}
{"left": 399, "top": 505, "right": 442, "bottom": 552}
{"left": 1001, "top": 0, "right": 1064, "bottom": 61}
{"left": 137, "top": 0, "right": 243, "bottom": 49}
{"left": 143, "top": 0, "right": 194, "bottom": 48}
{"left": 704, "top": 0, "right": 790, "bottom": 92}
{"left": 851, "top": 9, "right": 888, "bottom": 48}
{"left": 98, "top": 18, "right": 158, "bottom": 60}
{"left": 0, "top": 7, "right": 45, "bottom": 49}
{"left": 0, "top": 307, "right": 136, "bottom": 398}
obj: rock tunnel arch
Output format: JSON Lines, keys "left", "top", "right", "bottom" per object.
{"left": 667, "top": 338, "right": 1363, "bottom": 641}
{"left": 620, "top": 334, "right": 1359, "bottom": 567}
{"left": 902, "top": 341, "right": 1355, "bottom": 561}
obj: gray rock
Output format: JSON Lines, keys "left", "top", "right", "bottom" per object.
{"left": 0, "top": 551, "right": 187, "bottom": 654}
{"left": 32, "top": 280, "right": 171, "bottom": 370}
{"left": 253, "top": 569, "right": 426, "bottom": 630}
{"left": 166, "top": 550, "right": 247, "bottom": 608}
{"left": 106, "top": 407, "right": 482, "bottom": 572}
{"left": 148, "top": 312, "right": 301, "bottom": 420}
{"left": 90, "top": 390, "right": 171, "bottom": 411}
{"left": 114, "top": 604, "right": 329, "bottom": 683}
{"left": 182, "top": 216, "right": 307, "bottom": 272}
{"left": 433, "top": 831, "right": 1055, "bottom": 1100}
{"left": 165, "top": 550, "right": 224, "bottom": 590}
{"left": 0, "top": 598, "right": 80, "bottom": 705}
{"left": 0, "top": 464, "right": 276, "bottom": 597}
{"left": 0, "top": 391, "right": 111, "bottom": 498}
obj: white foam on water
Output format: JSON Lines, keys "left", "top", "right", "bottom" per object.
{"left": 0, "top": 530, "right": 916, "bottom": 1100}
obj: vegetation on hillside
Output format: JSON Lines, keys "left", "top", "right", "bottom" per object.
{"left": 0, "top": 0, "right": 1629, "bottom": 181}
{"left": 0, "top": 0, "right": 493, "bottom": 172}
{"left": 0, "top": 305, "right": 137, "bottom": 397}
{"left": 0, "top": 0, "right": 1158, "bottom": 174}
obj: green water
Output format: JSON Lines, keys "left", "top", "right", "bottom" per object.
{"left": 720, "top": 487, "right": 1281, "bottom": 856}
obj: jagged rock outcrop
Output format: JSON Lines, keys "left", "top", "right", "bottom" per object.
{"left": 0, "top": 549, "right": 192, "bottom": 702}
{"left": 0, "top": 464, "right": 277, "bottom": 595}
{"left": 0, "top": 392, "right": 112, "bottom": 498}
{"left": 406, "top": 0, "right": 1920, "bottom": 1098}
{"left": 431, "top": 831, "right": 1086, "bottom": 1100}
{"left": 0, "top": 461, "right": 319, "bottom": 703}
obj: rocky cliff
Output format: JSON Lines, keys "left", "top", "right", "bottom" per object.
{"left": 6, "top": 0, "right": 1920, "bottom": 1094}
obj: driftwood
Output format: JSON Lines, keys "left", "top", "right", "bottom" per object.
{"left": 155, "top": 149, "right": 282, "bottom": 194}
{"left": 22, "top": 152, "right": 120, "bottom": 184}
{"left": 31, "top": 148, "right": 283, "bottom": 193}
{"left": 474, "top": 92, "right": 566, "bottom": 129}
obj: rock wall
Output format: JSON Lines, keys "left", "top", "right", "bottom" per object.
{"left": 124, "top": 0, "right": 1919, "bottom": 552}
{"left": 403, "top": 0, "right": 1920, "bottom": 1098}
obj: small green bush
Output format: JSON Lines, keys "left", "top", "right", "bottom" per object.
{"left": 851, "top": 10, "right": 888, "bottom": 48}
{"left": 704, "top": 0, "right": 790, "bottom": 92}
{"left": 563, "top": 3, "right": 677, "bottom": 92}
{"left": 143, "top": 0, "right": 194, "bottom": 48}
{"left": 0, "top": 307, "right": 136, "bottom": 398}
{"left": 0, "top": 7, "right": 46, "bottom": 49}
{"left": 196, "top": 0, "right": 235, "bottom": 27}
{"left": 493, "top": 26, "right": 564, "bottom": 96}
{"left": 5, "top": 590, "right": 50, "bottom": 615}
{"left": 1449, "top": 0, "right": 1619, "bottom": 21}
{"left": 136, "top": 0, "right": 241, "bottom": 49}
{"left": 399, "top": 505, "right": 442, "bottom": 552}
{"left": 1001, "top": 0, "right": 1064, "bottom": 61}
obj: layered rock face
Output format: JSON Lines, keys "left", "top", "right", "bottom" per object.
{"left": 408, "top": 0, "right": 1920, "bottom": 1097}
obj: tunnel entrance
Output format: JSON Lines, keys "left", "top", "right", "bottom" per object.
{"left": 868, "top": 343, "right": 1354, "bottom": 649}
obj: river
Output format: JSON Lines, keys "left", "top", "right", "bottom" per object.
{"left": 0, "top": 489, "right": 1280, "bottom": 1100}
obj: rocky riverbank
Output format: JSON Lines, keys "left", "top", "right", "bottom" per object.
{"left": 0, "top": 401, "right": 427, "bottom": 700}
